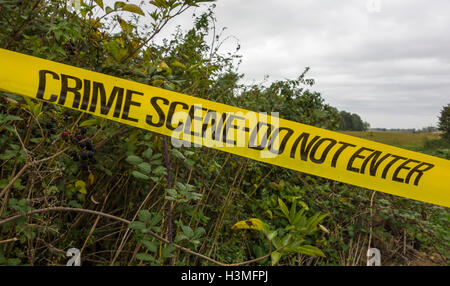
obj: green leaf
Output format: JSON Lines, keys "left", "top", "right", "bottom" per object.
{"left": 142, "top": 240, "right": 158, "bottom": 253}
{"left": 232, "top": 218, "right": 267, "bottom": 232}
{"left": 117, "top": 16, "right": 134, "bottom": 33}
{"left": 79, "top": 119, "right": 99, "bottom": 127}
{"left": 170, "top": 148, "right": 185, "bottom": 160}
{"left": 32, "top": 102, "right": 42, "bottom": 117}
{"left": 150, "top": 215, "right": 162, "bottom": 227}
{"left": 132, "top": 170, "right": 149, "bottom": 180}
{"left": 126, "top": 155, "right": 143, "bottom": 165}
{"left": 121, "top": 4, "right": 145, "bottom": 16}
{"left": 152, "top": 166, "right": 167, "bottom": 176}
{"left": 171, "top": 61, "right": 186, "bottom": 70}
{"left": 128, "top": 221, "right": 146, "bottom": 231}
{"left": 184, "top": 159, "right": 195, "bottom": 168}
{"left": 195, "top": 227, "right": 205, "bottom": 237}
{"left": 289, "top": 200, "right": 296, "bottom": 222}
{"left": 298, "top": 200, "right": 309, "bottom": 211}
{"left": 150, "top": 0, "right": 168, "bottom": 9}
{"left": 289, "top": 245, "right": 325, "bottom": 257}
{"left": 166, "top": 188, "right": 177, "bottom": 197}
{"left": 142, "top": 148, "right": 153, "bottom": 159}
{"left": 266, "top": 230, "right": 277, "bottom": 241}
{"left": 75, "top": 180, "right": 87, "bottom": 194}
{"left": 93, "top": 0, "right": 104, "bottom": 9}
{"left": 137, "top": 210, "right": 152, "bottom": 223}
{"left": 271, "top": 251, "right": 281, "bottom": 266}
{"left": 136, "top": 253, "right": 154, "bottom": 261}
{"left": 175, "top": 234, "right": 189, "bottom": 242}
{"left": 0, "top": 149, "right": 18, "bottom": 160}
{"left": 319, "top": 224, "right": 330, "bottom": 234}
{"left": 13, "top": 179, "right": 25, "bottom": 191}
{"left": 138, "top": 162, "right": 152, "bottom": 174}
{"left": 5, "top": 115, "right": 22, "bottom": 121}
{"left": 114, "top": 1, "right": 126, "bottom": 9}
{"left": 6, "top": 258, "right": 21, "bottom": 266}
{"left": 181, "top": 225, "right": 194, "bottom": 238}
{"left": 281, "top": 234, "right": 292, "bottom": 247}
{"left": 278, "top": 198, "right": 289, "bottom": 219}
{"left": 106, "top": 40, "right": 121, "bottom": 60}
{"left": 161, "top": 244, "right": 176, "bottom": 258}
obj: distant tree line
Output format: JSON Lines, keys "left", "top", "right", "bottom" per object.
{"left": 338, "top": 111, "right": 370, "bottom": 131}
{"left": 369, "top": 126, "right": 439, "bottom": 133}
{"left": 438, "top": 103, "right": 450, "bottom": 141}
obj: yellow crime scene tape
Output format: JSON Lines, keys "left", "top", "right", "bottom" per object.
{"left": 0, "top": 48, "right": 449, "bottom": 207}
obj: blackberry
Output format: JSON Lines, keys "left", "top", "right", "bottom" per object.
{"left": 88, "top": 151, "right": 94, "bottom": 159}
{"left": 64, "top": 111, "right": 71, "bottom": 117}
{"left": 79, "top": 141, "right": 86, "bottom": 148}
{"left": 65, "top": 39, "right": 76, "bottom": 56}
{"left": 80, "top": 162, "right": 88, "bottom": 171}
{"left": 80, "top": 152, "right": 88, "bottom": 161}
{"left": 69, "top": 151, "right": 79, "bottom": 161}
{"left": 62, "top": 131, "right": 69, "bottom": 140}
{"left": 80, "top": 127, "right": 87, "bottom": 135}
{"left": 89, "top": 157, "right": 97, "bottom": 164}
{"left": 85, "top": 140, "right": 93, "bottom": 151}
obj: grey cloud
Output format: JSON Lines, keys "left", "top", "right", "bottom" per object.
{"left": 210, "top": 0, "right": 450, "bottom": 128}
{"left": 106, "top": 0, "right": 450, "bottom": 128}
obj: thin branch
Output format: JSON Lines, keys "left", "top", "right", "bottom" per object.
{"left": 162, "top": 135, "right": 174, "bottom": 264}
{"left": 0, "top": 145, "right": 71, "bottom": 198}
{"left": 95, "top": 127, "right": 128, "bottom": 149}
{"left": 0, "top": 237, "right": 18, "bottom": 245}
{"left": 367, "top": 190, "right": 377, "bottom": 251}
{"left": 4, "top": 0, "right": 43, "bottom": 49}
{"left": 119, "top": 4, "right": 191, "bottom": 64}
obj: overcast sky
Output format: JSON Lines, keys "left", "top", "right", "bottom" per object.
{"left": 106, "top": 0, "right": 450, "bottom": 129}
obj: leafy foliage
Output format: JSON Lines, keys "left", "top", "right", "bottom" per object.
{"left": 338, "top": 111, "right": 370, "bottom": 131}
{"left": 0, "top": 0, "right": 447, "bottom": 266}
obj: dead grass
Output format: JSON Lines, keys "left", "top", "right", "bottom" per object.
{"left": 339, "top": 131, "right": 442, "bottom": 149}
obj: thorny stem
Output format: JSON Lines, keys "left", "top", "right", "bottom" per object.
{"left": 119, "top": 4, "right": 191, "bottom": 64}
{"left": 161, "top": 135, "right": 174, "bottom": 265}
{"left": 0, "top": 145, "right": 72, "bottom": 199}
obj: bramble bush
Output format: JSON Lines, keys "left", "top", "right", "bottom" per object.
{"left": 0, "top": 0, "right": 448, "bottom": 266}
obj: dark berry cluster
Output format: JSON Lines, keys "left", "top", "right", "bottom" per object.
{"left": 64, "top": 38, "right": 76, "bottom": 55}
{"left": 63, "top": 111, "right": 72, "bottom": 120}
{"left": 45, "top": 122, "right": 57, "bottom": 135}
{"left": 66, "top": 128, "right": 97, "bottom": 171}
